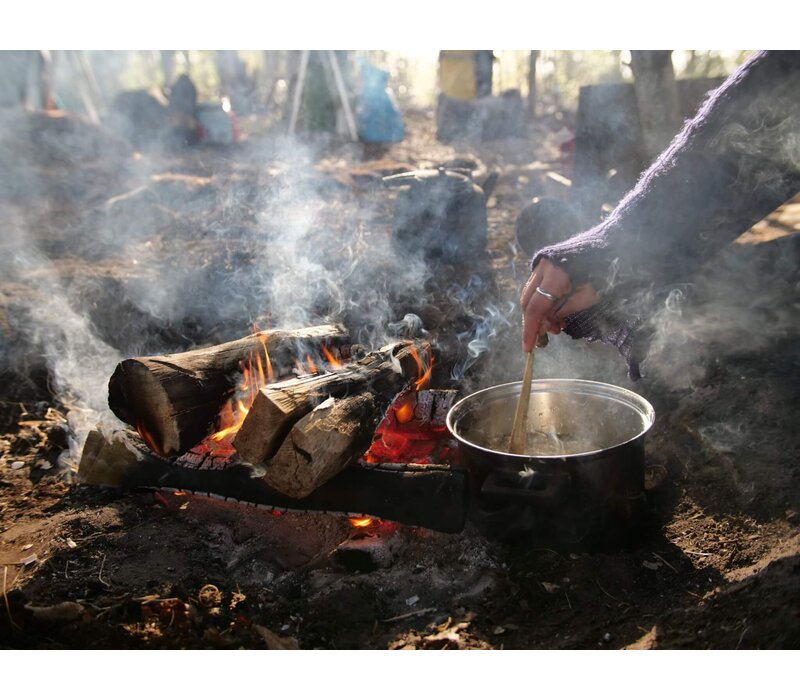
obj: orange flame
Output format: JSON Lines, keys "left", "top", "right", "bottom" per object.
{"left": 409, "top": 346, "right": 434, "bottom": 391}
{"left": 211, "top": 399, "right": 250, "bottom": 442}
{"left": 137, "top": 421, "right": 161, "bottom": 454}
{"left": 210, "top": 336, "right": 273, "bottom": 444}
{"left": 321, "top": 344, "right": 342, "bottom": 368}
{"left": 306, "top": 354, "right": 318, "bottom": 374}
{"left": 259, "top": 333, "right": 274, "bottom": 381}
{"left": 349, "top": 517, "right": 373, "bottom": 528}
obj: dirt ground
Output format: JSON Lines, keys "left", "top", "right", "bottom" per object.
{"left": 0, "top": 106, "right": 799, "bottom": 652}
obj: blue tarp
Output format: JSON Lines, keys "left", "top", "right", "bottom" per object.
{"left": 356, "top": 61, "right": 404, "bottom": 143}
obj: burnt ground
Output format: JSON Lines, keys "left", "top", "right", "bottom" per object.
{"left": 0, "top": 106, "right": 799, "bottom": 654}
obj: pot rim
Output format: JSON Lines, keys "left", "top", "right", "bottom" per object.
{"left": 446, "top": 378, "right": 656, "bottom": 460}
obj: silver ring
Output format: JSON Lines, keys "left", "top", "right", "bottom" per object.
{"left": 535, "top": 286, "right": 560, "bottom": 302}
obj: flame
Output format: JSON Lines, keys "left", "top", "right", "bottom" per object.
{"left": 137, "top": 421, "right": 161, "bottom": 454}
{"left": 209, "top": 336, "right": 273, "bottom": 444}
{"left": 306, "top": 354, "right": 318, "bottom": 374}
{"left": 409, "top": 346, "right": 434, "bottom": 391}
{"left": 259, "top": 334, "right": 274, "bottom": 381}
{"left": 321, "top": 344, "right": 342, "bottom": 368}
{"left": 349, "top": 517, "right": 374, "bottom": 528}
{"left": 211, "top": 399, "right": 250, "bottom": 442}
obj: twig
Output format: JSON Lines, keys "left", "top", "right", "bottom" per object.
{"left": 379, "top": 607, "right": 437, "bottom": 623}
{"left": 564, "top": 590, "right": 572, "bottom": 610}
{"left": 651, "top": 551, "right": 679, "bottom": 574}
{"left": 595, "top": 578, "right": 623, "bottom": 604}
{"left": 98, "top": 555, "right": 111, "bottom": 588}
{"left": 736, "top": 624, "right": 748, "bottom": 649}
{"left": 684, "top": 550, "right": 713, "bottom": 557}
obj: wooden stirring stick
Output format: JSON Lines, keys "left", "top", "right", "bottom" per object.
{"left": 508, "top": 348, "right": 535, "bottom": 454}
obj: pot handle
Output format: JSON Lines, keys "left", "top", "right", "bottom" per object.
{"left": 479, "top": 469, "right": 571, "bottom": 508}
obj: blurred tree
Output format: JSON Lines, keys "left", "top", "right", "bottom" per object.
{"left": 630, "top": 50, "right": 681, "bottom": 161}
{"left": 528, "top": 50, "right": 538, "bottom": 118}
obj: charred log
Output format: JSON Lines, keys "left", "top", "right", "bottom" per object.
{"left": 107, "top": 324, "right": 349, "bottom": 458}
{"left": 77, "top": 430, "right": 469, "bottom": 534}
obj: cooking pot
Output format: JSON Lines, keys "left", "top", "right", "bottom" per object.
{"left": 446, "top": 379, "right": 655, "bottom": 545}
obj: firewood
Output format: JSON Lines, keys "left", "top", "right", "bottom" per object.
{"left": 233, "top": 340, "right": 427, "bottom": 465}
{"left": 77, "top": 430, "right": 469, "bottom": 534}
{"left": 261, "top": 392, "right": 381, "bottom": 498}
{"left": 107, "top": 324, "right": 349, "bottom": 458}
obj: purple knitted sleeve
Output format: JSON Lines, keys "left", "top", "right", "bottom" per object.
{"left": 533, "top": 50, "right": 800, "bottom": 376}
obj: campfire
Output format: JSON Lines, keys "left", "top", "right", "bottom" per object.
{"left": 81, "top": 323, "right": 468, "bottom": 534}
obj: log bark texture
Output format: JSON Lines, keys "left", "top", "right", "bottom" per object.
{"left": 108, "top": 324, "right": 349, "bottom": 458}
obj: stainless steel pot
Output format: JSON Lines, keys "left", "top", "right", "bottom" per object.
{"left": 446, "top": 379, "right": 655, "bottom": 544}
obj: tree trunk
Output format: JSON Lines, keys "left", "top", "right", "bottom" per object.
{"left": 528, "top": 50, "right": 539, "bottom": 119}
{"left": 630, "top": 50, "right": 682, "bottom": 162}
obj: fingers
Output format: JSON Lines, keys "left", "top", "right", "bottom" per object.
{"left": 522, "top": 293, "right": 550, "bottom": 352}
{"left": 520, "top": 260, "right": 572, "bottom": 352}
{"left": 519, "top": 260, "right": 604, "bottom": 350}
{"left": 520, "top": 268, "right": 542, "bottom": 311}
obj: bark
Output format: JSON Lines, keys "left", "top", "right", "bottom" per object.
{"left": 107, "top": 324, "right": 350, "bottom": 458}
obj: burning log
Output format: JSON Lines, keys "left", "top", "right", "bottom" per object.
{"left": 262, "top": 393, "right": 382, "bottom": 498}
{"left": 108, "top": 324, "right": 349, "bottom": 458}
{"left": 77, "top": 429, "right": 469, "bottom": 533}
{"left": 233, "top": 340, "right": 430, "bottom": 468}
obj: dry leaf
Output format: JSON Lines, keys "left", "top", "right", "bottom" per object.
{"left": 624, "top": 625, "right": 660, "bottom": 650}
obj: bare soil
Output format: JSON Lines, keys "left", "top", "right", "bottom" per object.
{"left": 1, "top": 107, "right": 798, "bottom": 650}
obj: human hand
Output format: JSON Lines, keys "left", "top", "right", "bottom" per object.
{"left": 520, "top": 258, "right": 601, "bottom": 352}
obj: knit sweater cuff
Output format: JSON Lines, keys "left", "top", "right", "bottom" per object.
{"left": 562, "top": 301, "right": 644, "bottom": 380}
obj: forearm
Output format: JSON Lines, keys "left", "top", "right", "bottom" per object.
{"left": 534, "top": 51, "right": 800, "bottom": 296}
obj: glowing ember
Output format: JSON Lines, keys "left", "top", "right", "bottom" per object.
{"left": 362, "top": 390, "right": 454, "bottom": 465}
{"left": 349, "top": 517, "right": 374, "bottom": 528}
{"left": 394, "top": 397, "right": 416, "bottom": 424}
